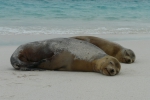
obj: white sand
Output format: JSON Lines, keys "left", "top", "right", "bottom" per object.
{"left": 0, "top": 34, "right": 150, "bottom": 100}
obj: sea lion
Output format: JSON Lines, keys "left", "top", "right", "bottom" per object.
{"left": 10, "top": 38, "right": 121, "bottom": 76}
{"left": 72, "top": 36, "right": 135, "bottom": 63}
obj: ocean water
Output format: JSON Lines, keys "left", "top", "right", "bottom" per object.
{"left": 0, "top": 0, "right": 150, "bottom": 35}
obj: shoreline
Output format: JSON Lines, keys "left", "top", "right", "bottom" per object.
{"left": 0, "top": 34, "right": 150, "bottom": 46}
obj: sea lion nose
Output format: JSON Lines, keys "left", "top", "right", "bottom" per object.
{"left": 107, "top": 67, "right": 116, "bottom": 75}
{"left": 110, "top": 69, "right": 114, "bottom": 73}
{"left": 125, "top": 58, "right": 131, "bottom": 63}
{"left": 128, "top": 59, "right": 131, "bottom": 63}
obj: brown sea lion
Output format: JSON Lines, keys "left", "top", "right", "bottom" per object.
{"left": 10, "top": 38, "right": 121, "bottom": 76}
{"left": 72, "top": 36, "right": 135, "bottom": 63}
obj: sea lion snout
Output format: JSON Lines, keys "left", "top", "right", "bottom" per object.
{"left": 94, "top": 56, "right": 121, "bottom": 76}
{"left": 122, "top": 49, "right": 136, "bottom": 63}
{"left": 104, "top": 65, "right": 118, "bottom": 76}
{"left": 123, "top": 58, "right": 134, "bottom": 63}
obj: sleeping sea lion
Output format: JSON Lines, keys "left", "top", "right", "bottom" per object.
{"left": 72, "top": 36, "right": 135, "bottom": 63}
{"left": 10, "top": 38, "right": 121, "bottom": 76}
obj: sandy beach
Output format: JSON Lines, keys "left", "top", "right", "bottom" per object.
{"left": 0, "top": 34, "right": 150, "bottom": 100}
{"left": 1, "top": 0, "right": 150, "bottom": 99}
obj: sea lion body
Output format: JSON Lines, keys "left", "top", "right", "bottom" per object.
{"left": 72, "top": 36, "right": 136, "bottom": 63}
{"left": 10, "top": 38, "right": 121, "bottom": 76}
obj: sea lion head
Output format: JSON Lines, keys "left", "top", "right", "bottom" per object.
{"left": 94, "top": 56, "right": 121, "bottom": 76}
{"left": 117, "top": 49, "right": 136, "bottom": 63}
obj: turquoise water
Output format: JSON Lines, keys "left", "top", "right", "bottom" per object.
{"left": 0, "top": 0, "right": 150, "bottom": 34}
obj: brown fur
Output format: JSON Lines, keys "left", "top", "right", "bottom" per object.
{"left": 72, "top": 36, "right": 136, "bottom": 63}
{"left": 14, "top": 38, "right": 121, "bottom": 76}
{"left": 19, "top": 46, "right": 54, "bottom": 62}
{"left": 36, "top": 51, "right": 120, "bottom": 76}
